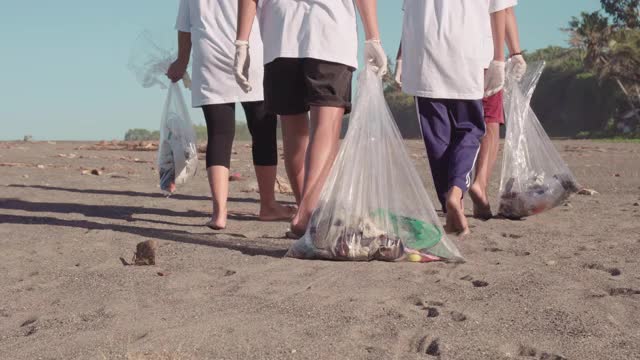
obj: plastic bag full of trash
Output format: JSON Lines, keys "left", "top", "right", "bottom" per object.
{"left": 498, "top": 61, "right": 579, "bottom": 219}
{"left": 286, "top": 67, "right": 463, "bottom": 263}
{"left": 127, "top": 31, "right": 197, "bottom": 194}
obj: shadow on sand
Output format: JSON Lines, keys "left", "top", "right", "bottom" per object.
{"left": 0, "top": 213, "right": 289, "bottom": 258}
{"left": 7, "top": 184, "right": 258, "bottom": 203}
{"left": 0, "top": 193, "right": 294, "bottom": 258}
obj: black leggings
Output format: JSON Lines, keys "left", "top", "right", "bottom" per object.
{"left": 201, "top": 101, "right": 278, "bottom": 168}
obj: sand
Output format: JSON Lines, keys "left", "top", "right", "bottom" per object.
{"left": 0, "top": 140, "right": 639, "bottom": 360}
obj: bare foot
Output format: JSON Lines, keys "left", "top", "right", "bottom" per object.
{"left": 469, "top": 183, "right": 492, "bottom": 220}
{"left": 205, "top": 218, "right": 226, "bottom": 230}
{"left": 259, "top": 203, "right": 297, "bottom": 222}
{"left": 286, "top": 213, "right": 308, "bottom": 239}
{"left": 206, "top": 207, "right": 227, "bottom": 230}
{"left": 445, "top": 196, "right": 470, "bottom": 236}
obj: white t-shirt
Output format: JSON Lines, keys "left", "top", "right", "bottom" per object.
{"left": 483, "top": 0, "right": 518, "bottom": 66}
{"left": 401, "top": 0, "right": 515, "bottom": 100}
{"left": 256, "top": 0, "right": 359, "bottom": 69}
{"left": 175, "top": 0, "right": 264, "bottom": 107}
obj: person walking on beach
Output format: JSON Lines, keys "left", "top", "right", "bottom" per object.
{"left": 395, "top": 0, "right": 510, "bottom": 235}
{"left": 235, "top": 0, "right": 387, "bottom": 238}
{"left": 167, "top": 0, "right": 295, "bottom": 230}
{"left": 469, "top": 2, "right": 527, "bottom": 220}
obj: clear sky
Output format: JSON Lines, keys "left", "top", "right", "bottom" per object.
{"left": 0, "top": 0, "right": 602, "bottom": 141}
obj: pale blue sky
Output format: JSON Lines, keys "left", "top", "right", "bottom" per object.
{"left": 0, "top": 0, "right": 601, "bottom": 141}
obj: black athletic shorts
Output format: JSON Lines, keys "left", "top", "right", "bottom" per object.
{"left": 263, "top": 57, "right": 354, "bottom": 115}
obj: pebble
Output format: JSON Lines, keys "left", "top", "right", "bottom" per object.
{"left": 472, "top": 280, "right": 489, "bottom": 288}
{"left": 425, "top": 339, "right": 440, "bottom": 356}
{"left": 425, "top": 307, "right": 439, "bottom": 318}
{"left": 451, "top": 311, "right": 467, "bottom": 322}
{"left": 577, "top": 188, "right": 598, "bottom": 195}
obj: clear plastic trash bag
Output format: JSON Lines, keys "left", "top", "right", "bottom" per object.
{"left": 498, "top": 61, "right": 579, "bottom": 219}
{"left": 128, "top": 31, "right": 198, "bottom": 194}
{"left": 286, "top": 67, "right": 463, "bottom": 262}
{"left": 157, "top": 83, "right": 199, "bottom": 193}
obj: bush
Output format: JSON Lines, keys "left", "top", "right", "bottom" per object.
{"left": 124, "top": 128, "right": 159, "bottom": 141}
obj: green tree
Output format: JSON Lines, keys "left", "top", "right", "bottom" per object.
{"left": 601, "top": 0, "right": 640, "bottom": 28}
{"left": 567, "top": 8, "right": 640, "bottom": 134}
{"left": 567, "top": 11, "right": 612, "bottom": 69}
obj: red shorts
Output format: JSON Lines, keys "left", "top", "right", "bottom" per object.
{"left": 482, "top": 90, "right": 504, "bottom": 124}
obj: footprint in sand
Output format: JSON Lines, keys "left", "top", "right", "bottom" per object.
{"left": 609, "top": 288, "right": 640, "bottom": 296}
{"left": 364, "top": 346, "right": 390, "bottom": 358}
{"left": 20, "top": 316, "right": 37, "bottom": 327}
{"left": 512, "top": 250, "right": 531, "bottom": 257}
{"left": 518, "top": 345, "right": 567, "bottom": 360}
{"left": 518, "top": 345, "right": 537, "bottom": 357}
{"left": 502, "top": 233, "right": 523, "bottom": 239}
{"left": 583, "top": 263, "right": 622, "bottom": 276}
{"left": 459, "top": 275, "right": 489, "bottom": 288}
{"left": 415, "top": 299, "right": 443, "bottom": 318}
{"left": 539, "top": 353, "right": 568, "bottom": 360}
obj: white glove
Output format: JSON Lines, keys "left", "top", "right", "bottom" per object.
{"left": 511, "top": 54, "right": 527, "bottom": 82}
{"left": 233, "top": 40, "right": 252, "bottom": 93}
{"left": 182, "top": 72, "right": 192, "bottom": 90}
{"left": 365, "top": 39, "right": 388, "bottom": 77}
{"left": 484, "top": 60, "right": 506, "bottom": 97}
{"left": 394, "top": 59, "right": 402, "bottom": 86}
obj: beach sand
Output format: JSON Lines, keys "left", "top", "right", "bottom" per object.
{"left": 0, "top": 140, "right": 639, "bottom": 359}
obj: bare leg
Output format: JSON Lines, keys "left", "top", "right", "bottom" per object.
{"left": 470, "top": 122, "right": 500, "bottom": 219}
{"left": 206, "top": 165, "right": 229, "bottom": 230}
{"left": 445, "top": 186, "right": 470, "bottom": 236}
{"left": 255, "top": 165, "right": 296, "bottom": 221}
{"left": 280, "top": 114, "right": 309, "bottom": 205}
{"left": 290, "top": 106, "right": 344, "bottom": 234}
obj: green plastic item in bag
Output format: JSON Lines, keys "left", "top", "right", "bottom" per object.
{"left": 372, "top": 210, "right": 442, "bottom": 250}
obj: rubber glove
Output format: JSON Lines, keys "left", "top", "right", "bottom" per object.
{"left": 233, "top": 40, "right": 252, "bottom": 93}
{"left": 484, "top": 60, "right": 505, "bottom": 97}
{"left": 511, "top": 54, "right": 527, "bottom": 82}
{"left": 365, "top": 39, "right": 388, "bottom": 77}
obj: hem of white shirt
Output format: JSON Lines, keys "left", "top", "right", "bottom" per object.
{"left": 403, "top": 89, "right": 483, "bottom": 101}
{"left": 175, "top": 25, "right": 191, "bottom": 33}
{"left": 193, "top": 95, "right": 265, "bottom": 108}
{"left": 264, "top": 51, "right": 358, "bottom": 69}
{"left": 490, "top": 0, "right": 518, "bottom": 13}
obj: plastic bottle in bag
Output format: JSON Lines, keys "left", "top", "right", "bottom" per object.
{"left": 286, "top": 67, "right": 462, "bottom": 263}
{"left": 498, "top": 61, "right": 579, "bottom": 219}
